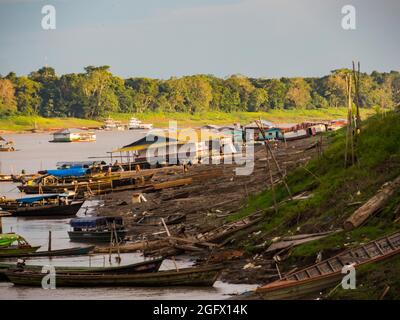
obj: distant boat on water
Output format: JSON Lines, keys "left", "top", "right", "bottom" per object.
{"left": 0, "top": 136, "right": 15, "bottom": 152}
{"left": 128, "top": 117, "right": 153, "bottom": 130}
{"left": 103, "top": 117, "right": 125, "bottom": 131}
{"left": 50, "top": 129, "right": 96, "bottom": 142}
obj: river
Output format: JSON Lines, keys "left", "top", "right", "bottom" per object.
{"left": 0, "top": 130, "right": 256, "bottom": 300}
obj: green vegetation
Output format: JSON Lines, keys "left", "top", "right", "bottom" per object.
{"left": 232, "top": 111, "right": 400, "bottom": 298}
{"left": 0, "top": 115, "right": 101, "bottom": 132}
{"left": 0, "top": 109, "right": 375, "bottom": 132}
{"left": 1, "top": 66, "right": 399, "bottom": 120}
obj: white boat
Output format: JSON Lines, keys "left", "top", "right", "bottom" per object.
{"left": 103, "top": 117, "right": 125, "bottom": 131}
{"left": 51, "top": 129, "right": 96, "bottom": 143}
{"left": 128, "top": 117, "right": 153, "bottom": 130}
{"left": 283, "top": 129, "right": 309, "bottom": 141}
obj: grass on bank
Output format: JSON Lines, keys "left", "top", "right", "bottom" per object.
{"left": 0, "top": 115, "right": 101, "bottom": 132}
{"left": 109, "top": 108, "right": 374, "bottom": 128}
{"left": 230, "top": 111, "right": 400, "bottom": 298}
{"left": 0, "top": 108, "right": 375, "bottom": 132}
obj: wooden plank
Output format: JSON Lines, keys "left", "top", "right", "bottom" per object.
{"left": 152, "top": 178, "right": 193, "bottom": 190}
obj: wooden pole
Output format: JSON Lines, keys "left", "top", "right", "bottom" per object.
{"left": 108, "top": 226, "right": 114, "bottom": 263}
{"left": 256, "top": 120, "right": 293, "bottom": 200}
{"left": 161, "top": 218, "right": 179, "bottom": 272}
{"left": 48, "top": 230, "right": 52, "bottom": 252}
{"left": 345, "top": 74, "right": 353, "bottom": 167}
{"left": 0, "top": 216, "right": 2, "bottom": 234}
{"left": 113, "top": 222, "right": 121, "bottom": 263}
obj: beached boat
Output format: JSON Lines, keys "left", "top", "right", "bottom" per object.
{"left": 0, "top": 194, "right": 83, "bottom": 217}
{"left": 17, "top": 171, "right": 154, "bottom": 196}
{"left": 51, "top": 129, "right": 96, "bottom": 143}
{"left": 0, "top": 174, "right": 13, "bottom": 182}
{"left": 0, "top": 234, "right": 40, "bottom": 257}
{"left": 134, "top": 214, "right": 186, "bottom": 226}
{"left": 0, "top": 245, "right": 95, "bottom": 258}
{"left": 0, "top": 257, "right": 164, "bottom": 281}
{"left": 6, "top": 264, "right": 223, "bottom": 287}
{"left": 68, "top": 216, "right": 127, "bottom": 243}
{"left": 0, "top": 136, "right": 15, "bottom": 152}
{"left": 256, "top": 231, "right": 400, "bottom": 300}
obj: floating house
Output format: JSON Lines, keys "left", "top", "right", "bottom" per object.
{"left": 244, "top": 120, "right": 275, "bottom": 142}
{"left": 256, "top": 128, "right": 284, "bottom": 141}
{"left": 51, "top": 129, "right": 96, "bottom": 143}
{"left": 103, "top": 117, "right": 125, "bottom": 131}
{"left": 113, "top": 129, "right": 236, "bottom": 165}
{"left": 128, "top": 117, "right": 153, "bottom": 130}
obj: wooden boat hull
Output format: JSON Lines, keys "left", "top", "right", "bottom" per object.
{"left": 18, "top": 173, "right": 153, "bottom": 196}
{"left": 0, "top": 258, "right": 163, "bottom": 281}
{"left": 68, "top": 230, "right": 127, "bottom": 243}
{"left": 2, "top": 202, "right": 83, "bottom": 218}
{"left": 256, "top": 232, "right": 400, "bottom": 300}
{"left": 0, "top": 246, "right": 41, "bottom": 258}
{"left": 0, "top": 245, "right": 95, "bottom": 258}
{"left": 6, "top": 265, "right": 223, "bottom": 287}
{"left": 0, "top": 175, "right": 13, "bottom": 182}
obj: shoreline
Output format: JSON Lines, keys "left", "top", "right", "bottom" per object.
{"left": 0, "top": 108, "right": 375, "bottom": 134}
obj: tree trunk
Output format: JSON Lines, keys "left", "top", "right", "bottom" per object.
{"left": 344, "top": 176, "right": 400, "bottom": 230}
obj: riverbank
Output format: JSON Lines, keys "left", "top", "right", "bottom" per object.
{"left": 0, "top": 116, "right": 101, "bottom": 134}
{"left": 0, "top": 108, "right": 375, "bottom": 133}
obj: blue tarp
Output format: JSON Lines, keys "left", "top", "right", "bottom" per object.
{"left": 16, "top": 194, "right": 60, "bottom": 204}
{"left": 70, "top": 216, "right": 123, "bottom": 228}
{"left": 47, "top": 168, "right": 89, "bottom": 177}
{"left": 70, "top": 217, "right": 107, "bottom": 228}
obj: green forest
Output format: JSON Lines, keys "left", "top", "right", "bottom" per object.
{"left": 0, "top": 66, "right": 399, "bottom": 119}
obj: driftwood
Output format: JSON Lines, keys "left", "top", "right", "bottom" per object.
{"left": 93, "top": 240, "right": 165, "bottom": 253}
{"left": 152, "top": 178, "right": 193, "bottom": 190}
{"left": 344, "top": 176, "right": 400, "bottom": 230}
{"left": 266, "top": 231, "right": 338, "bottom": 253}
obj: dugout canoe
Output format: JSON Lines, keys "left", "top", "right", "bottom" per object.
{"left": 6, "top": 264, "right": 223, "bottom": 287}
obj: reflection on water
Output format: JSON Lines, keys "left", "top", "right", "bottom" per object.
{"left": 0, "top": 131, "right": 257, "bottom": 299}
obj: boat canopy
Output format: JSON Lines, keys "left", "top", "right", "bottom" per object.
{"left": 70, "top": 216, "right": 123, "bottom": 228}
{"left": 113, "top": 129, "right": 231, "bottom": 153}
{"left": 0, "top": 233, "right": 23, "bottom": 247}
{"left": 56, "top": 161, "right": 106, "bottom": 169}
{"left": 15, "top": 194, "right": 64, "bottom": 204}
{"left": 46, "top": 168, "right": 89, "bottom": 177}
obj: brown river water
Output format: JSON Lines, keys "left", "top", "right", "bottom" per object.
{"left": 0, "top": 130, "right": 257, "bottom": 300}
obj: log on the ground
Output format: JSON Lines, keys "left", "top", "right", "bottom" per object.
{"left": 93, "top": 240, "right": 165, "bottom": 253}
{"left": 344, "top": 176, "right": 400, "bottom": 230}
{"left": 152, "top": 178, "right": 193, "bottom": 190}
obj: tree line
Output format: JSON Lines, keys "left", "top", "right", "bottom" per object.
{"left": 1, "top": 66, "right": 399, "bottom": 118}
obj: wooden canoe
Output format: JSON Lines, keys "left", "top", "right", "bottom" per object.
{"left": 6, "top": 264, "right": 224, "bottom": 287}
{"left": 134, "top": 214, "right": 186, "bottom": 226}
{"left": 1, "top": 202, "right": 83, "bottom": 218}
{"left": 0, "top": 246, "right": 41, "bottom": 258}
{"left": 0, "top": 257, "right": 164, "bottom": 281}
{"left": 256, "top": 231, "right": 400, "bottom": 300}
{"left": 0, "top": 245, "right": 95, "bottom": 258}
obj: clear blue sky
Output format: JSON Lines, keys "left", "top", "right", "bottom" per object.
{"left": 0, "top": 0, "right": 399, "bottom": 79}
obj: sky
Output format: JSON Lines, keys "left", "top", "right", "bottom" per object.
{"left": 0, "top": 0, "right": 399, "bottom": 79}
